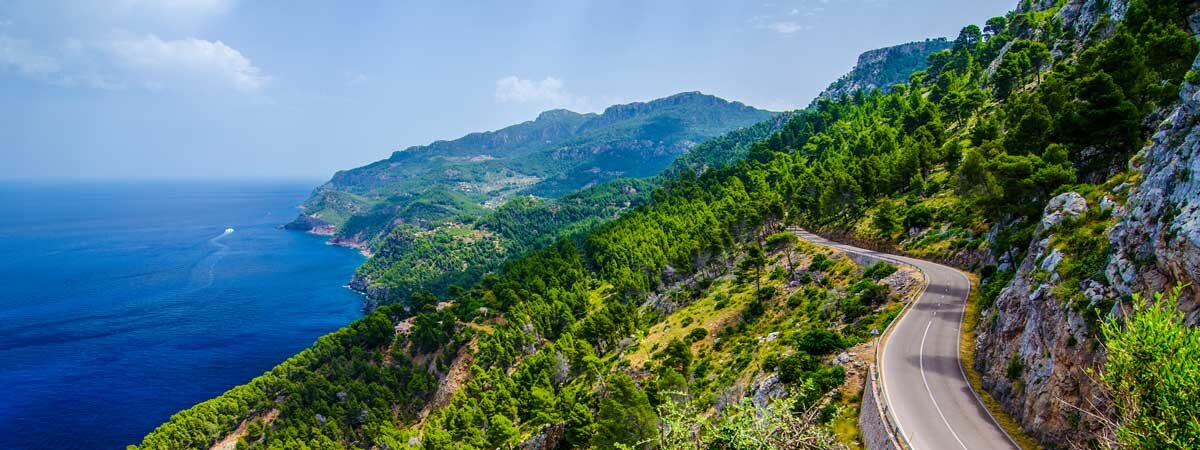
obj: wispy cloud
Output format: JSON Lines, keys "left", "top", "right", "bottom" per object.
{"left": 494, "top": 75, "right": 593, "bottom": 111}
{"left": 0, "top": 32, "right": 269, "bottom": 93}
{"left": 767, "top": 21, "right": 813, "bottom": 33}
{"left": 107, "top": 34, "right": 268, "bottom": 92}
{"left": 749, "top": 0, "right": 838, "bottom": 34}
{"left": 0, "top": 1, "right": 264, "bottom": 93}
{"left": 345, "top": 71, "right": 370, "bottom": 86}
{"left": 0, "top": 36, "right": 61, "bottom": 79}
{"left": 0, "top": 35, "right": 124, "bottom": 89}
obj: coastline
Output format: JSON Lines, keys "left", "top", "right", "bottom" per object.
{"left": 280, "top": 216, "right": 380, "bottom": 310}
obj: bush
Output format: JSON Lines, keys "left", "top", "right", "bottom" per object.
{"left": 980, "top": 270, "right": 1014, "bottom": 311}
{"left": 743, "top": 300, "right": 765, "bottom": 323}
{"left": 840, "top": 296, "right": 867, "bottom": 323}
{"left": 778, "top": 352, "right": 819, "bottom": 383}
{"left": 904, "top": 205, "right": 934, "bottom": 229}
{"left": 809, "top": 253, "right": 833, "bottom": 272}
{"left": 851, "top": 280, "right": 890, "bottom": 305}
{"left": 795, "top": 329, "right": 844, "bottom": 356}
{"left": 1101, "top": 285, "right": 1200, "bottom": 449}
{"left": 1186, "top": 70, "right": 1200, "bottom": 85}
{"left": 863, "top": 261, "right": 898, "bottom": 280}
{"left": 757, "top": 286, "right": 778, "bottom": 300}
{"left": 686, "top": 327, "right": 709, "bottom": 343}
{"left": 1006, "top": 354, "right": 1024, "bottom": 380}
{"left": 797, "top": 272, "right": 813, "bottom": 285}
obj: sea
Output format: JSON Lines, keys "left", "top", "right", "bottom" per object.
{"left": 0, "top": 180, "right": 366, "bottom": 449}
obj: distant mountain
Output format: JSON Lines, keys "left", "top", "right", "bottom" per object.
{"left": 286, "top": 92, "right": 775, "bottom": 246}
{"left": 816, "top": 38, "right": 952, "bottom": 101}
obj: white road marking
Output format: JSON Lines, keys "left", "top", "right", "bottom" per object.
{"left": 920, "top": 320, "right": 969, "bottom": 450}
{"left": 793, "top": 227, "right": 1019, "bottom": 449}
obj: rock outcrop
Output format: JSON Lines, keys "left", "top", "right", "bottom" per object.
{"left": 974, "top": 8, "right": 1200, "bottom": 447}
{"left": 1107, "top": 44, "right": 1200, "bottom": 322}
{"left": 975, "top": 192, "right": 1108, "bottom": 445}
{"left": 816, "top": 39, "right": 953, "bottom": 102}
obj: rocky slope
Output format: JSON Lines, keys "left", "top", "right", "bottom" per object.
{"left": 974, "top": 1, "right": 1200, "bottom": 447}
{"left": 1107, "top": 41, "right": 1200, "bottom": 321}
{"left": 816, "top": 39, "right": 952, "bottom": 102}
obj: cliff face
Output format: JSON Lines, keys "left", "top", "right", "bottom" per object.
{"left": 974, "top": 3, "right": 1200, "bottom": 447}
{"left": 975, "top": 191, "right": 1110, "bottom": 445}
{"left": 1107, "top": 44, "right": 1200, "bottom": 321}
{"left": 816, "top": 39, "right": 952, "bottom": 102}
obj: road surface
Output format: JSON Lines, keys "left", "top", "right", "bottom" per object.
{"left": 791, "top": 229, "right": 1019, "bottom": 450}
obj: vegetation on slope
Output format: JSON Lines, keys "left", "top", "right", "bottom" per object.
{"left": 135, "top": 0, "right": 1200, "bottom": 448}
{"left": 288, "top": 92, "right": 775, "bottom": 239}
{"left": 1100, "top": 284, "right": 1200, "bottom": 449}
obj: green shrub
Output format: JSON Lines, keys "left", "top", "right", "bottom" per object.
{"left": 863, "top": 261, "right": 898, "bottom": 280}
{"left": 809, "top": 253, "right": 833, "bottom": 272}
{"left": 795, "top": 330, "right": 844, "bottom": 356}
{"left": 1101, "top": 285, "right": 1200, "bottom": 449}
{"left": 1006, "top": 354, "right": 1024, "bottom": 380}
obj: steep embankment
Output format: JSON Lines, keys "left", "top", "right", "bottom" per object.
{"left": 971, "top": 1, "right": 1200, "bottom": 447}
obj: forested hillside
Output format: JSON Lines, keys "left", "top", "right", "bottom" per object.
{"left": 341, "top": 39, "right": 952, "bottom": 307}
{"left": 135, "top": 0, "right": 1200, "bottom": 448}
{"left": 286, "top": 92, "right": 773, "bottom": 245}
{"left": 284, "top": 92, "right": 776, "bottom": 305}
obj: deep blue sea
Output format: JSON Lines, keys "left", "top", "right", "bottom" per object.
{"left": 0, "top": 181, "right": 365, "bottom": 450}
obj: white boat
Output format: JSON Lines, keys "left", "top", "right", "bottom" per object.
{"left": 224, "top": 227, "right": 235, "bottom": 234}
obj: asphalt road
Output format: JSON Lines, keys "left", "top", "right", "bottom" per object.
{"left": 791, "top": 229, "right": 1019, "bottom": 450}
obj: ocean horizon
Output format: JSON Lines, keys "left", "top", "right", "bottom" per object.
{"left": 0, "top": 180, "right": 366, "bottom": 449}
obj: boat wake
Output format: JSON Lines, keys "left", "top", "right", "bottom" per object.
{"left": 194, "top": 228, "right": 234, "bottom": 289}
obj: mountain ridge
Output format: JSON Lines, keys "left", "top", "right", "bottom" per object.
{"left": 288, "top": 91, "right": 775, "bottom": 244}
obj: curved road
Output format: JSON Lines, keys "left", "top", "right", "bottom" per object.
{"left": 791, "top": 229, "right": 1019, "bottom": 450}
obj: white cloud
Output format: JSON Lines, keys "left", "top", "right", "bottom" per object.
{"left": 345, "top": 71, "right": 370, "bottom": 86}
{"left": 0, "top": 32, "right": 268, "bottom": 93}
{"left": 0, "top": 36, "right": 61, "bottom": 78}
{"left": 0, "top": 35, "right": 122, "bottom": 89}
{"left": 107, "top": 34, "right": 268, "bottom": 92}
{"left": 495, "top": 76, "right": 569, "bottom": 104}
{"left": 494, "top": 75, "right": 592, "bottom": 110}
{"left": 750, "top": 0, "right": 831, "bottom": 34}
{"left": 767, "top": 21, "right": 813, "bottom": 33}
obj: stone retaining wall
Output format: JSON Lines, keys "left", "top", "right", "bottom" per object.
{"left": 859, "top": 366, "right": 900, "bottom": 450}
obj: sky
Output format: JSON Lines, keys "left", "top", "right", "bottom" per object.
{"left": 0, "top": 0, "right": 1016, "bottom": 180}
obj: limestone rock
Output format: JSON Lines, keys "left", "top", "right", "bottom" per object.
{"left": 1040, "top": 192, "right": 1088, "bottom": 231}
{"left": 749, "top": 372, "right": 787, "bottom": 408}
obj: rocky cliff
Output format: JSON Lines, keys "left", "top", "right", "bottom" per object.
{"left": 816, "top": 39, "right": 952, "bottom": 102}
{"left": 974, "top": 2, "right": 1200, "bottom": 447}
{"left": 1107, "top": 38, "right": 1200, "bottom": 321}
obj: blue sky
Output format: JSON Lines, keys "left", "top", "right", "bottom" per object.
{"left": 0, "top": 0, "right": 1015, "bottom": 180}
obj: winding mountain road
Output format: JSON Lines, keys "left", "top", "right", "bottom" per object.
{"left": 790, "top": 228, "right": 1020, "bottom": 450}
